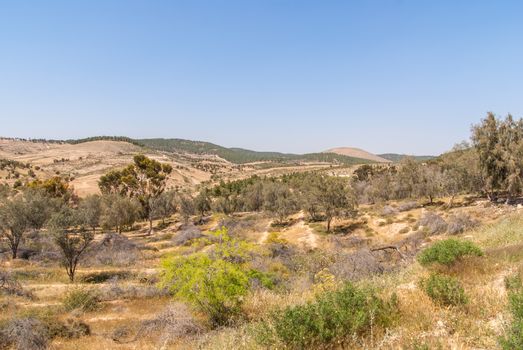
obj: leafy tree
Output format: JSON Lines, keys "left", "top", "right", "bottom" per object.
{"left": 0, "top": 196, "right": 29, "bottom": 259}
{"left": 101, "top": 195, "right": 141, "bottom": 233}
{"left": 194, "top": 190, "right": 211, "bottom": 221}
{"left": 179, "top": 194, "right": 195, "bottom": 223}
{"left": 319, "top": 177, "right": 357, "bottom": 232}
{"left": 150, "top": 190, "right": 177, "bottom": 224}
{"left": 49, "top": 207, "right": 94, "bottom": 282}
{"left": 243, "top": 182, "right": 264, "bottom": 212}
{"left": 78, "top": 195, "right": 102, "bottom": 233}
{"left": 98, "top": 155, "right": 172, "bottom": 234}
{"left": 27, "top": 176, "right": 72, "bottom": 201}
{"left": 263, "top": 182, "right": 297, "bottom": 224}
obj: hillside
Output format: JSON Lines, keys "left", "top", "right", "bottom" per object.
{"left": 378, "top": 153, "right": 436, "bottom": 162}
{"left": 324, "top": 147, "right": 391, "bottom": 163}
{"left": 138, "top": 138, "right": 372, "bottom": 164}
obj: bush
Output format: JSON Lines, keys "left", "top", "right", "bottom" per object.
{"left": 257, "top": 283, "right": 397, "bottom": 348}
{"left": 0, "top": 271, "right": 33, "bottom": 299}
{"left": 132, "top": 303, "right": 203, "bottom": 345}
{"left": 446, "top": 212, "right": 479, "bottom": 235}
{"left": 381, "top": 205, "right": 398, "bottom": 217}
{"left": 160, "top": 253, "right": 249, "bottom": 326}
{"left": 0, "top": 317, "right": 48, "bottom": 350}
{"left": 417, "top": 239, "right": 483, "bottom": 267}
{"left": 46, "top": 318, "right": 90, "bottom": 339}
{"left": 420, "top": 273, "right": 468, "bottom": 306}
{"left": 419, "top": 212, "right": 448, "bottom": 235}
{"left": 84, "top": 233, "right": 141, "bottom": 267}
{"left": 80, "top": 270, "right": 131, "bottom": 284}
{"left": 398, "top": 201, "right": 419, "bottom": 212}
{"left": 501, "top": 275, "right": 523, "bottom": 349}
{"left": 62, "top": 288, "right": 100, "bottom": 312}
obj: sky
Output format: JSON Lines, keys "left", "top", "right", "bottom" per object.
{"left": 1, "top": 1, "right": 523, "bottom": 156}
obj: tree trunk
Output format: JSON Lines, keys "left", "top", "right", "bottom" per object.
{"left": 326, "top": 217, "right": 332, "bottom": 232}
{"left": 148, "top": 216, "right": 153, "bottom": 235}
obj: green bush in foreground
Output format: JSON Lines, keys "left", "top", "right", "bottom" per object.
{"left": 257, "top": 283, "right": 398, "bottom": 348}
{"left": 62, "top": 288, "right": 100, "bottom": 312}
{"left": 417, "top": 239, "right": 483, "bottom": 267}
{"left": 421, "top": 273, "right": 467, "bottom": 306}
{"left": 160, "top": 253, "right": 250, "bottom": 327}
{"left": 501, "top": 275, "right": 523, "bottom": 349}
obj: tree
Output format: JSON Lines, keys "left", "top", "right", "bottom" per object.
{"left": 150, "top": 190, "right": 177, "bottom": 224}
{"left": 243, "top": 182, "right": 264, "bottom": 212}
{"left": 77, "top": 195, "right": 102, "bottom": 233}
{"left": 98, "top": 155, "right": 172, "bottom": 234}
{"left": 263, "top": 182, "right": 297, "bottom": 224}
{"left": 472, "top": 113, "right": 507, "bottom": 200}
{"left": 101, "top": 195, "right": 141, "bottom": 234}
{"left": 0, "top": 197, "right": 29, "bottom": 259}
{"left": 194, "top": 190, "right": 211, "bottom": 221}
{"left": 318, "top": 177, "right": 357, "bottom": 232}
{"left": 179, "top": 195, "right": 195, "bottom": 224}
{"left": 49, "top": 207, "right": 94, "bottom": 282}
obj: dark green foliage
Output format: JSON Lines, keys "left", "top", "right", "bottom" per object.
{"left": 420, "top": 274, "right": 468, "bottom": 306}
{"left": 417, "top": 239, "right": 483, "bottom": 266}
{"left": 257, "top": 283, "right": 398, "bottom": 348}
{"left": 378, "top": 154, "right": 435, "bottom": 162}
{"left": 138, "top": 138, "right": 371, "bottom": 164}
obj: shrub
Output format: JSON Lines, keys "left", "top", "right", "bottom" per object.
{"left": 80, "top": 270, "right": 131, "bottom": 284}
{"left": 172, "top": 225, "right": 203, "bottom": 246}
{"left": 131, "top": 303, "right": 203, "bottom": 345}
{"left": 84, "top": 233, "right": 141, "bottom": 267}
{"left": 62, "top": 288, "right": 100, "bottom": 312}
{"left": 446, "top": 212, "right": 479, "bottom": 235}
{"left": 420, "top": 273, "right": 468, "bottom": 306}
{"left": 46, "top": 318, "right": 90, "bottom": 339}
{"left": 501, "top": 274, "right": 523, "bottom": 349}
{"left": 417, "top": 239, "right": 483, "bottom": 267}
{"left": 381, "top": 205, "right": 398, "bottom": 217}
{"left": 419, "top": 212, "right": 447, "bottom": 235}
{"left": 0, "top": 317, "right": 48, "bottom": 350}
{"left": 160, "top": 253, "right": 249, "bottom": 326}
{"left": 398, "top": 201, "right": 419, "bottom": 212}
{"left": 257, "top": 283, "right": 397, "bottom": 348}
{"left": 0, "top": 271, "right": 33, "bottom": 298}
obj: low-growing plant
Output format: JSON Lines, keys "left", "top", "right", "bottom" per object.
{"left": 501, "top": 274, "right": 523, "bottom": 349}
{"left": 0, "top": 317, "right": 48, "bottom": 350}
{"left": 420, "top": 273, "right": 468, "bottom": 306}
{"left": 256, "top": 282, "right": 398, "bottom": 348}
{"left": 417, "top": 239, "right": 483, "bottom": 266}
{"left": 62, "top": 288, "right": 100, "bottom": 312}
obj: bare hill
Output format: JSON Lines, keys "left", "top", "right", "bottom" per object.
{"left": 324, "top": 147, "right": 391, "bottom": 163}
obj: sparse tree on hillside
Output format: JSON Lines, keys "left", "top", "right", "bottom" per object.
{"left": 179, "top": 195, "right": 195, "bottom": 224}
{"left": 319, "top": 177, "right": 357, "bottom": 232}
{"left": 78, "top": 195, "right": 102, "bottom": 233}
{"left": 49, "top": 207, "right": 94, "bottom": 282}
{"left": 151, "top": 190, "right": 177, "bottom": 224}
{"left": 98, "top": 155, "right": 172, "bottom": 234}
{"left": 194, "top": 190, "right": 211, "bottom": 221}
{"left": 0, "top": 197, "right": 29, "bottom": 259}
{"left": 101, "top": 195, "right": 141, "bottom": 234}
{"left": 263, "top": 182, "right": 297, "bottom": 224}
{"left": 243, "top": 182, "right": 264, "bottom": 212}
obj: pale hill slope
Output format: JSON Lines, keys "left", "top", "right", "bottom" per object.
{"left": 324, "top": 147, "right": 391, "bottom": 163}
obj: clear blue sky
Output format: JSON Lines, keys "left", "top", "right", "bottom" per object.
{"left": 1, "top": 1, "right": 522, "bottom": 155}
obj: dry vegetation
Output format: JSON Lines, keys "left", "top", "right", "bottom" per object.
{"left": 2, "top": 114, "right": 523, "bottom": 349}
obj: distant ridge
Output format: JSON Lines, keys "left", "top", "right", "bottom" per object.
{"left": 324, "top": 147, "right": 391, "bottom": 163}
{"left": 378, "top": 153, "right": 436, "bottom": 162}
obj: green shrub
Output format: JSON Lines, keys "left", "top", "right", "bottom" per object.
{"left": 62, "top": 288, "right": 100, "bottom": 312}
{"left": 80, "top": 271, "right": 131, "bottom": 284}
{"left": 257, "top": 283, "right": 398, "bottom": 348}
{"left": 417, "top": 239, "right": 483, "bottom": 266}
{"left": 420, "top": 274, "right": 468, "bottom": 306}
{"left": 501, "top": 275, "right": 523, "bottom": 349}
{"left": 160, "top": 253, "right": 249, "bottom": 327}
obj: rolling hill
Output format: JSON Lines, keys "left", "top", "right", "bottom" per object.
{"left": 324, "top": 147, "right": 391, "bottom": 163}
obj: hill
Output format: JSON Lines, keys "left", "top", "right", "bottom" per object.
{"left": 138, "top": 138, "right": 372, "bottom": 165}
{"left": 378, "top": 153, "right": 436, "bottom": 162}
{"left": 324, "top": 147, "right": 391, "bottom": 163}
